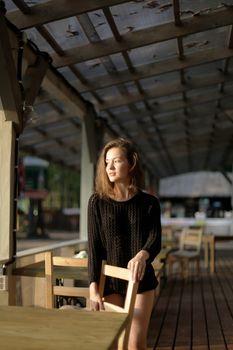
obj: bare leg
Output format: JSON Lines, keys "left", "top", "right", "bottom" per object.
{"left": 128, "top": 290, "right": 155, "bottom": 350}
{"left": 103, "top": 294, "right": 125, "bottom": 350}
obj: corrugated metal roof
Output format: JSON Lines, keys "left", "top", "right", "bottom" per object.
{"left": 3, "top": 0, "right": 233, "bottom": 178}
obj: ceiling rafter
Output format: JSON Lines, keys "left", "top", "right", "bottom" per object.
{"left": 46, "top": 8, "right": 233, "bottom": 68}
{"left": 7, "top": 0, "right": 130, "bottom": 29}
{"left": 73, "top": 48, "right": 233, "bottom": 93}
{"left": 97, "top": 85, "right": 233, "bottom": 112}
{"left": 4, "top": 0, "right": 233, "bottom": 177}
{"left": 101, "top": 6, "right": 174, "bottom": 173}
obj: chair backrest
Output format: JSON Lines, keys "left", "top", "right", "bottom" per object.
{"left": 162, "top": 225, "right": 173, "bottom": 241}
{"left": 98, "top": 261, "right": 139, "bottom": 349}
{"left": 44, "top": 251, "right": 89, "bottom": 309}
{"left": 179, "top": 228, "right": 203, "bottom": 253}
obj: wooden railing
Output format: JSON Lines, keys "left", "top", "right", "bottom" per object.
{"left": 8, "top": 239, "right": 88, "bottom": 307}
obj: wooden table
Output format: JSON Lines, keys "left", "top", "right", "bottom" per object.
{"left": 202, "top": 234, "right": 233, "bottom": 273}
{"left": 0, "top": 306, "right": 128, "bottom": 350}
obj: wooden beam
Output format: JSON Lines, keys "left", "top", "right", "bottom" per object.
{"left": 81, "top": 71, "right": 233, "bottom": 104}
{"left": 0, "top": 117, "right": 16, "bottom": 263}
{"left": 74, "top": 48, "right": 233, "bottom": 93}
{"left": 98, "top": 87, "right": 233, "bottom": 113}
{"left": 5, "top": 19, "right": 87, "bottom": 121}
{"left": 173, "top": 0, "right": 182, "bottom": 26}
{"left": 50, "top": 8, "right": 233, "bottom": 68}
{"left": 42, "top": 69, "right": 87, "bottom": 119}
{"left": 7, "top": 0, "right": 129, "bottom": 29}
{"left": 0, "top": 13, "right": 22, "bottom": 126}
{"left": 11, "top": 0, "right": 31, "bottom": 14}
{"left": 23, "top": 56, "right": 49, "bottom": 122}
{"left": 25, "top": 112, "right": 81, "bottom": 130}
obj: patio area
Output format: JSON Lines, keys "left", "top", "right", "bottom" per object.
{"left": 148, "top": 249, "right": 233, "bottom": 350}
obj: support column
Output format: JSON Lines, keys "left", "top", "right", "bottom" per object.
{"left": 0, "top": 114, "right": 16, "bottom": 305}
{"left": 79, "top": 104, "right": 97, "bottom": 240}
{"left": 0, "top": 12, "right": 21, "bottom": 305}
{"left": 0, "top": 115, "right": 15, "bottom": 262}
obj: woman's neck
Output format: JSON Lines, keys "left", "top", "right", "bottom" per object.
{"left": 113, "top": 184, "right": 134, "bottom": 201}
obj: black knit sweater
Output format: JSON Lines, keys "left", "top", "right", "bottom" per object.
{"left": 87, "top": 190, "right": 161, "bottom": 295}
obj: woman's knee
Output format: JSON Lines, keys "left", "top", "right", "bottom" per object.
{"left": 128, "top": 336, "right": 147, "bottom": 350}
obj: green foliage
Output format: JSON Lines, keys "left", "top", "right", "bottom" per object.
{"left": 46, "top": 163, "right": 80, "bottom": 209}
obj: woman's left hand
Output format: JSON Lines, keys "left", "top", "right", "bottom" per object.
{"left": 127, "top": 250, "right": 149, "bottom": 282}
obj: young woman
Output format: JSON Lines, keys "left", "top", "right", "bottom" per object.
{"left": 88, "top": 138, "right": 161, "bottom": 350}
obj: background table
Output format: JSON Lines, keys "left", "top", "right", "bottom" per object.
{"left": 0, "top": 306, "right": 128, "bottom": 349}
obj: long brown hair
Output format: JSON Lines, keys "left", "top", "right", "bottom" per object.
{"left": 95, "top": 138, "right": 145, "bottom": 198}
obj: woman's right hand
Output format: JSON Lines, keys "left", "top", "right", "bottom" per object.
{"left": 89, "top": 282, "right": 105, "bottom": 311}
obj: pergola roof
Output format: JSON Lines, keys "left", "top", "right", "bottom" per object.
{"left": 4, "top": 0, "right": 233, "bottom": 179}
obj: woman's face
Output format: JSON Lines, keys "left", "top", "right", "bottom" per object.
{"left": 105, "top": 147, "right": 130, "bottom": 184}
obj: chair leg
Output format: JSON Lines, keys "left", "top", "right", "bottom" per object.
{"left": 180, "top": 260, "right": 188, "bottom": 279}
{"left": 196, "top": 259, "right": 200, "bottom": 276}
{"left": 168, "top": 258, "right": 173, "bottom": 277}
{"left": 117, "top": 324, "right": 130, "bottom": 350}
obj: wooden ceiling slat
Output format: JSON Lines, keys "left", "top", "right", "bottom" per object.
{"left": 50, "top": 8, "right": 233, "bottom": 68}
{"left": 103, "top": 7, "right": 121, "bottom": 42}
{"left": 228, "top": 25, "right": 233, "bottom": 48}
{"left": 173, "top": 1, "right": 184, "bottom": 59}
{"left": 173, "top": 0, "right": 181, "bottom": 26}
{"left": 98, "top": 85, "right": 233, "bottom": 113}
{"left": 74, "top": 48, "right": 233, "bottom": 93}
{"left": 116, "top": 109, "right": 232, "bottom": 133}
{"left": 77, "top": 13, "right": 118, "bottom": 105}
{"left": 36, "top": 25, "right": 65, "bottom": 56}
{"left": 7, "top": 0, "right": 129, "bottom": 30}
{"left": 11, "top": 0, "right": 30, "bottom": 14}
{"left": 102, "top": 6, "right": 147, "bottom": 117}
{"left": 4, "top": 1, "right": 233, "bottom": 177}
{"left": 204, "top": 112, "right": 218, "bottom": 168}
{"left": 86, "top": 72, "right": 233, "bottom": 108}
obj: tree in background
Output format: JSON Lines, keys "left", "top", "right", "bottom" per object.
{"left": 46, "top": 163, "right": 81, "bottom": 210}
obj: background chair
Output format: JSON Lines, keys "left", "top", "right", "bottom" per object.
{"left": 167, "top": 227, "right": 203, "bottom": 278}
{"left": 162, "top": 225, "right": 173, "bottom": 241}
{"left": 44, "top": 252, "right": 89, "bottom": 309}
{"left": 98, "top": 260, "right": 139, "bottom": 350}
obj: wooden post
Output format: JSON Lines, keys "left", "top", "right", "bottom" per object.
{"left": 80, "top": 104, "right": 97, "bottom": 240}
{"left": 0, "top": 12, "right": 22, "bottom": 305}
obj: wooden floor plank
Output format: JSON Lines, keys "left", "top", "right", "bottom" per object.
{"left": 192, "top": 276, "right": 209, "bottom": 350}
{"left": 174, "top": 278, "right": 192, "bottom": 349}
{"left": 147, "top": 277, "right": 177, "bottom": 348}
{"left": 153, "top": 278, "right": 184, "bottom": 348}
{"left": 148, "top": 250, "right": 233, "bottom": 350}
{"left": 214, "top": 253, "right": 233, "bottom": 347}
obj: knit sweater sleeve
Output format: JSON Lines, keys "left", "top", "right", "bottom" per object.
{"left": 87, "top": 194, "right": 106, "bottom": 284}
{"left": 142, "top": 196, "right": 161, "bottom": 263}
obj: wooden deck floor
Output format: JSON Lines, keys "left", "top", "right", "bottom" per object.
{"left": 148, "top": 250, "right": 233, "bottom": 350}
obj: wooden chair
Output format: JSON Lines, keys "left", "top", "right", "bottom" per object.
{"left": 98, "top": 260, "right": 139, "bottom": 350}
{"left": 44, "top": 251, "right": 89, "bottom": 309}
{"left": 162, "top": 225, "right": 173, "bottom": 241}
{"left": 167, "top": 227, "right": 203, "bottom": 278}
{"left": 45, "top": 255, "right": 137, "bottom": 348}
